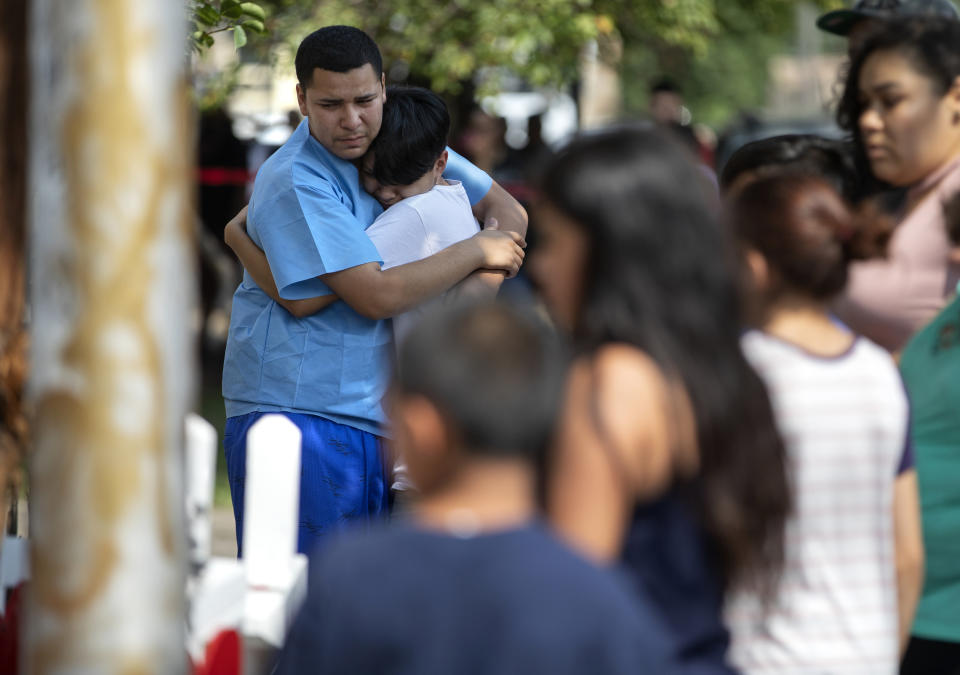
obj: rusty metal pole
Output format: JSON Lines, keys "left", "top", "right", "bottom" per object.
{"left": 24, "top": 0, "right": 194, "bottom": 671}
{"left": 0, "top": 0, "right": 28, "bottom": 515}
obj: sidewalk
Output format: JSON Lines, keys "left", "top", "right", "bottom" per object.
{"left": 212, "top": 506, "right": 238, "bottom": 558}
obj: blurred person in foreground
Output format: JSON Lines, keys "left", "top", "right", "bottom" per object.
{"left": 816, "top": 0, "right": 959, "bottom": 55}
{"left": 530, "top": 128, "right": 790, "bottom": 673}
{"left": 221, "top": 26, "right": 526, "bottom": 556}
{"left": 724, "top": 173, "right": 923, "bottom": 674}
{"left": 898, "top": 194, "right": 960, "bottom": 675}
{"left": 831, "top": 19, "right": 960, "bottom": 352}
{"left": 275, "top": 302, "right": 682, "bottom": 674}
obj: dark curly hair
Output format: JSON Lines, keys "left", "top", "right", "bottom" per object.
{"left": 837, "top": 18, "right": 960, "bottom": 179}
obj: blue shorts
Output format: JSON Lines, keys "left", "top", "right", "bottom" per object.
{"left": 224, "top": 411, "right": 389, "bottom": 557}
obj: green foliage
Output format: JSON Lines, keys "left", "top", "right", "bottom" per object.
{"left": 190, "top": 0, "right": 268, "bottom": 53}
{"left": 616, "top": 0, "right": 845, "bottom": 127}
{"left": 220, "top": 0, "right": 847, "bottom": 126}
{"left": 255, "top": 0, "right": 598, "bottom": 95}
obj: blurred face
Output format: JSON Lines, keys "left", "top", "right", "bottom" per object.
{"left": 858, "top": 49, "right": 960, "bottom": 186}
{"left": 360, "top": 151, "right": 446, "bottom": 208}
{"left": 297, "top": 64, "right": 386, "bottom": 161}
{"left": 649, "top": 91, "right": 683, "bottom": 125}
{"left": 529, "top": 201, "right": 589, "bottom": 331}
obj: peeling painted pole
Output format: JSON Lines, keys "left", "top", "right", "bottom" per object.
{"left": 0, "top": 0, "right": 28, "bottom": 514}
{"left": 25, "top": 0, "right": 194, "bottom": 671}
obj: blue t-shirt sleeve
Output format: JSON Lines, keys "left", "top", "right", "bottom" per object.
{"left": 256, "top": 181, "right": 383, "bottom": 300}
{"left": 444, "top": 146, "right": 492, "bottom": 205}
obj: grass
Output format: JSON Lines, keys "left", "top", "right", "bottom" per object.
{"left": 198, "top": 380, "right": 232, "bottom": 509}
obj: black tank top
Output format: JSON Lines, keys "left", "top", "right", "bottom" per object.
{"left": 620, "top": 491, "right": 737, "bottom": 674}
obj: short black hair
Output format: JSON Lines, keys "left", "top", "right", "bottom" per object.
{"left": 368, "top": 86, "right": 450, "bottom": 186}
{"left": 295, "top": 26, "right": 382, "bottom": 88}
{"left": 394, "top": 302, "right": 566, "bottom": 461}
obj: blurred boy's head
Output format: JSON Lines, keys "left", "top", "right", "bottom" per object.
{"left": 361, "top": 86, "right": 450, "bottom": 208}
{"left": 390, "top": 302, "right": 565, "bottom": 495}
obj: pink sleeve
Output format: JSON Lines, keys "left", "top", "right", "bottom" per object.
{"left": 834, "top": 195, "right": 958, "bottom": 352}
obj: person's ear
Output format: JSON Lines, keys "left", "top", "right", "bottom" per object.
{"left": 949, "top": 75, "right": 960, "bottom": 125}
{"left": 435, "top": 150, "right": 448, "bottom": 176}
{"left": 396, "top": 394, "right": 450, "bottom": 463}
{"left": 948, "top": 246, "right": 960, "bottom": 265}
{"left": 381, "top": 72, "right": 387, "bottom": 103}
{"left": 296, "top": 83, "right": 308, "bottom": 117}
{"left": 745, "top": 248, "right": 770, "bottom": 291}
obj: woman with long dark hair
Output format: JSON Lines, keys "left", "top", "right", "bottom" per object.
{"left": 530, "top": 128, "right": 790, "bottom": 672}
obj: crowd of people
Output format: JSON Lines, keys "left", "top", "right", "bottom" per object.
{"left": 220, "top": 2, "right": 960, "bottom": 673}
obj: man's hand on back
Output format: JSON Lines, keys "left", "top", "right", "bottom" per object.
{"left": 468, "top": 224, "right": 526, "bottom": 279}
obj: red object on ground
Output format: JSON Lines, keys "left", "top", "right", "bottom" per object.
{"left": 0, "top": 584, "right": 23, "bottom": 673}
{"left": 192, "top": 629, "right": 243, "bottom": 675}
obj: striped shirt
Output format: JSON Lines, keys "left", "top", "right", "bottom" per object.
{"left": 726, "top": 330, "right": 913, "bottom": 675}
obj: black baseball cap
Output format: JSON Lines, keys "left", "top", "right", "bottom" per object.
{"left": 817, "top": 0, "right": 959, "bottom": 35}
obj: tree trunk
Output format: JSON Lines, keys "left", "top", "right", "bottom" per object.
{"left": 24, "top": 0, "right": 194, "bottom": 671}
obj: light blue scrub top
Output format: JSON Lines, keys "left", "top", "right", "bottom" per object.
{"left": 222, "top": 120, "right": 492, "bottom": 435}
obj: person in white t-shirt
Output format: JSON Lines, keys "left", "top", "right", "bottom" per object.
{"left": 357, "top": 86, "right": 491, "bottom": 346}
{"left": 723, "top": 172, "right": 925, "bottom": 675}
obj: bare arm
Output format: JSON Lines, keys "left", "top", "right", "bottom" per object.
{"left": 473, "top": 180, "right": 528, "bottom": 238}
{"left": 223, "top": 207, "right": 338, "bottom": 319}
{"left": 452, "top": 181, "right": 530, "bottom": 298}
{"left": 321, "top": 228, "right": 525, "bottom": 320}
{"left": 444, "top": 218, "right": 511, "bottom": 305}
{"left": 893, "top": 469, "right": 924, "bottom": 655}
{"left": 547, "top": 347, "right": 688, "bottom": 563}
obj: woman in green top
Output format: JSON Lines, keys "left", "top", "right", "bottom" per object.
{"left": 899, "top": 194, "right": 960, "bottom": 675}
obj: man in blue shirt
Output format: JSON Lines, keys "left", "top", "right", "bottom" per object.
{"left": 222, "top": 25, "right": 527, "bottom": 555}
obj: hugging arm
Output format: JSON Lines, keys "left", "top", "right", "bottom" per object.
{"left": 320, "top": 228, "right": 525, "bottom": 320}
{"left": 227, "top": 173, "right": 525, "bottom": 321}
{"left": 450, "top": 181, "right": 530, "bottom": 301}
{"left": 224, "top": 206, "right": 338, "bottom": 319}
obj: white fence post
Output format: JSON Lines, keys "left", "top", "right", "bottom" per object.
{"left": 243, "top": 414, "right": 302, "bottom": 587}
{"left": 186, "top": 414, "right": 218, "bottom": 571}
{"left": 242, "top": 414, "right": 307, "bottom": 666}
